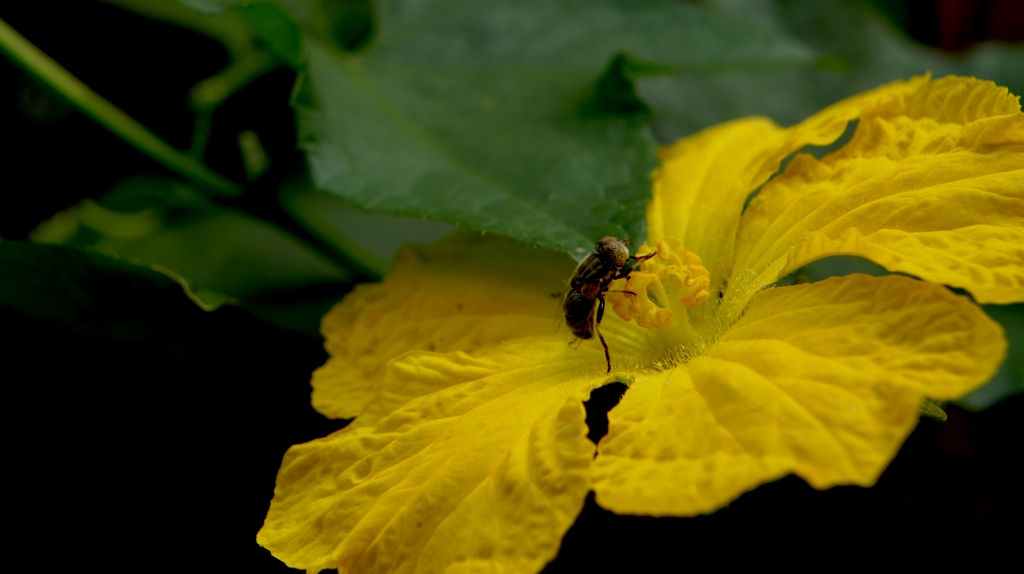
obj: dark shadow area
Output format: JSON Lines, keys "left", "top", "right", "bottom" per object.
{"left": 2, "top": 300, "right": 349, "bottom": 572}
{"left": 1, "top": 5, "right": 335, "bottom": 569}
{"left": 546, "top": 398, "right": 1022, "bottom": 570}
{"left": 583, "top": 382, "right": 627, "bottom": 445}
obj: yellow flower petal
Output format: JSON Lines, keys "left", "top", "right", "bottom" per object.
{"left": 312, "top": 232, "right": 577, "bottom": 419}
{"left": 592, "top": 274, "right": 1005, "bottom": 516}
{"left": 259, "top": 341, "right": 603, "bottom": 573}
{"left": 649, "top": 75, "right": 931, "bottom": 324}
{"left": 268, "top": 75, "right": 1024, "bottom": 573}
{"left": 726, "top": 76, "right": 1024, "bottom": 316}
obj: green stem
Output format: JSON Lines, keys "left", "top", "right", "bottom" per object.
{"left": 189, "top": 109, "right": 214, "bottom": 160}
{"left": 0, "top": 18, "right": 241, "bottom": 197}
{"left": 279, "top": 185, "right": 388, "bottom": 280}
{"left": 189, "top": 48, "right": 280, "bottom": 112}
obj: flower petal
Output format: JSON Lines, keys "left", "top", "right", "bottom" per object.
{"left": 259, "top": 341, "right": 603, "bottom": 573}
{"left": 726, "top": 76, "right": 1024, "bottom": 316}
{"left": 649, "top": 76, "right": 931, "bottom": 319}
{"left": 591, "top": 273, "right": 1005, "bottom": 516}
{"left": 312, "top": 232, "right": 577, "bottom": 419}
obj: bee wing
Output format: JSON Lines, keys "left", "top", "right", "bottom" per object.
{"left": 567, "top": 332, "right": 584, "bottom": 349}
{"left": 573, "top": 253, "right": 606, "bottom": 286}
{"left": 553, "top": 289, "right": 569, "bottom": 333}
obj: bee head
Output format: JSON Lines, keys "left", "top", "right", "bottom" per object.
{"left": 595, "top": 237, "right": 630, "bottom": 268}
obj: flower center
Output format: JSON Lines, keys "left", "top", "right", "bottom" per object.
{"left": 606, "top": 236, "right": 710, "bottom": 362}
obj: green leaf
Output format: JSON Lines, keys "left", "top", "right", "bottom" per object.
{"left": 176, "top": 0, "right": 238, "bottom": 13}
{"left": 31, "top": 176, "right": 352, "bottom": 335}
{"left": 957, "top": 304, "right": 1024, "bottom": 411}
{"left": 287, "top": 0, "right": 815, "bottom": 257}
{"left": 0, "top": 240, "right": 203, "bottom": 339}
{"left": 175, "top": 0, "right": 370, "bottom": 63}
{"left": 279, "top": 177, "right": 456, "bottom": 278}
{"left": 276, "top": 0, "right": 374, "bottom": 51}
{"left": 919, "top": 398, "right": 948, "bottom": 422}
{"left": 232, "top": 2, "right": 303, "bottom": 68}
{"left": 642, "top": 0, "right": 1024, "bottom": 141}
{"left": 580, "top": 54, "right": 673, "bottom": 120}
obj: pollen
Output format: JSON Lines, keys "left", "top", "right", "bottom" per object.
{"left": 607, "top": 236, "right": 710, "bottom": 329}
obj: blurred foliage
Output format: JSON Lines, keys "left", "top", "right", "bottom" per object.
{"left": 231, "top": 2, "right": 303, "bottom": 67}
{"left": 30, "top": 177, "right": 351, "bottom": 335}
{"left": 642, "top": 0, "right": 1024, "bottom": 140}
{"left": 960, "top": 304, "right": 1024, "bottom": 411}
{"left": 0, "top": 240, "right": 203, "bottom": 339}
{"left": 279, "top": 178, "right": 455, "bottom": 277}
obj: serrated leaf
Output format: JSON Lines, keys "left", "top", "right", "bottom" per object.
{"left": 287, "top": 0, "right": 815, "bottom": 256}
{"left": 31, "top": 176, "right": 351, "bottom": 335}
{"left": 0, "top": 240, "right": 203, "bottom": 339}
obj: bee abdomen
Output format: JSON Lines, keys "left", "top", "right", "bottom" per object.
{"left": 563, "top": 290, "right": 597, "bottom": 339}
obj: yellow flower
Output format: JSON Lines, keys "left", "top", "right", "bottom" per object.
{"left": 259, "top": 76, "right": 1024, "bottom": 573}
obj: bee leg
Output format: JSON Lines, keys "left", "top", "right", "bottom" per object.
{"left": 606, "top": 289, "right": 638, "bottom": 304}
{"left": 614, "top": 250, "right": 658, "bottom": 280}
{"left": 596, "top": 296, "right": 611, "bottom": 373}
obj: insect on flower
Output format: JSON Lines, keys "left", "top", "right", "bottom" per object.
{"left": 563, "top": 237, "right": 656, "bottom": 372}
{"left": 260, "top": 76, "right": 1023, "bottom": 574}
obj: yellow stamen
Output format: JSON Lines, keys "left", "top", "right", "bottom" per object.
{"left": 608, "top": 236, "right": 709, "bottom": 329}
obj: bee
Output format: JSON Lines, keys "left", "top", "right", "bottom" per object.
{"left": 563, "top": 237, "right": 655, "bottom": 373}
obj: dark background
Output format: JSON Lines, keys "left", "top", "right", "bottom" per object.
{"left": 2, "top": 1, "right": 1022, "bottom": 571}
